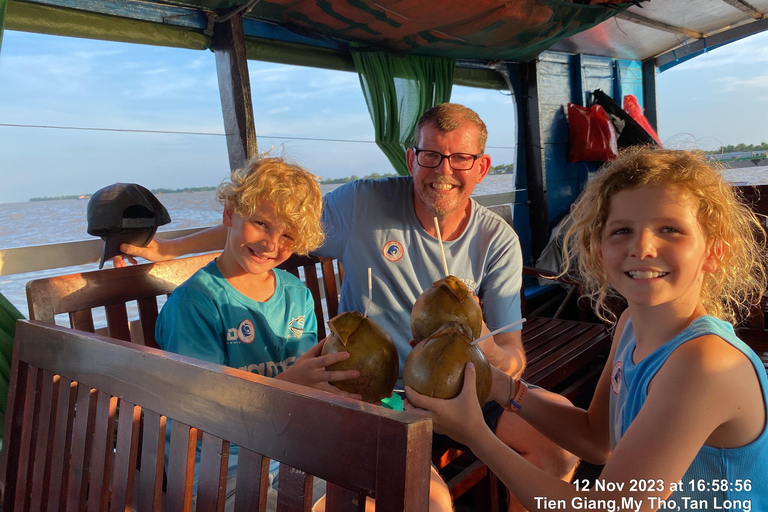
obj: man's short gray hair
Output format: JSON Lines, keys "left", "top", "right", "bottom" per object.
{"left": 414, "top": 103, "right": 488, "bottom": 153}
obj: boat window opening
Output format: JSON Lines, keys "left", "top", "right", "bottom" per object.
{"left": 0, "top": 30, "right": 518, "bottom": 325}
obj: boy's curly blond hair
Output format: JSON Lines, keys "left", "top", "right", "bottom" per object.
{"left": 562, "top": 147, "right": 767, "bottom": 325}
{"left": 216, "top": 156, "right": 324, "bottom": 255}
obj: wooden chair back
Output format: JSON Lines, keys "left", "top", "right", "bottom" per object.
{"left": 25, "top": 253, "right": 342, "bottom": 347}
{"left": 0, "top": 320, "right": 431, "bottom": 511}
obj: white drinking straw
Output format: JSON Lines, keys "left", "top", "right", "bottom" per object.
{"left": 433, "top": 217, "right": 450, "bottom": 277}
{"left": 363, "top": 267, "right": 372, "bottom": 317}
{"left": 470, "top": 318, "right": 527, "bottom": 346}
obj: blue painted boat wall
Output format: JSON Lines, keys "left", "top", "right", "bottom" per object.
{"left": 511, "top": 51, "right": 647, "bottom": 265}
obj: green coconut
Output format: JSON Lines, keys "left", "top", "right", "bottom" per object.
{"left": 320, "top": 311, "right": 399, "bottom": 402}
{"left": 410, "top": 275, "right": 483, "bottom": 343}
{"left": 403, "top": 321, "right": 492, "bottom": 405}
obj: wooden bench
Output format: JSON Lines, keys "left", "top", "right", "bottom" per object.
{"left": 26, "top": 253, "right": 342, "bottom": 345}
{"left": 24, "top": 255, "right": 612, "bottom": 511}
{"left": 0, "top": 320, "right": 432, "bottom": 511}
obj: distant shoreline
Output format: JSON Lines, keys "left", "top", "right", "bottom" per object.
{"left": 27, "top": 167, "right": 516, "bottom": 202}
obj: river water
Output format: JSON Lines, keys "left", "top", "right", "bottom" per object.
{"left": 0, "top": 174, "right": 516, "bottom": 319}
{"left": 2, "top": 166, "right": 763, "bottom": 323}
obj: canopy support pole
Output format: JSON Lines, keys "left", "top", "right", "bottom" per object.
{"left": 642, "top": 59, "right": 658, "bottom": 132}
{"left": 212, "top": 13, "right": 258, "bottom": 171}
{"left": 520, "top": 59, "right": 549, "bottom": 260}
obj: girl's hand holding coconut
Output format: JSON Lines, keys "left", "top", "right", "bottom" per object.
{"left": 404, "top": 362, "right": 490, "bottom": 447}
{"left": 275, "top": 338, "right": 364, "bottom": 400}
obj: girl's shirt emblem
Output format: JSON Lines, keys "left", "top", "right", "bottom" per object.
{"left": 611, "top": 361, "right": 623, "bottom": 395}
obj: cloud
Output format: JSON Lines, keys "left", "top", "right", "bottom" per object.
{"left": 717, "top": 75, "right": 768, "bottom": 93}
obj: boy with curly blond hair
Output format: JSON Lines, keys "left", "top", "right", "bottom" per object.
{"left": 156, "top": 156, "right": 359, "bottom": 509}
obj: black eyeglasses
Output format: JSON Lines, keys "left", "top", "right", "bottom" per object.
{"left": 412, "top": 147, "right": 483, "bottom": 171}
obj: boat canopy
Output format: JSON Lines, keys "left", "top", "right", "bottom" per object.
{"left": 2, "top": 0, "right": 768, "bottom": 71}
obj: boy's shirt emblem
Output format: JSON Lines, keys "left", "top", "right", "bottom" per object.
{"left": 288, "top": 316, "right": 305, "bottom": 338}
{"left": 382, "top": 241, "right": 404, "bottom": 262}
{"left": 611, "top": 361, "right": 623, "bottom": 395}
{"left": 238, "top": 319, "right": 256, "bottom": 343}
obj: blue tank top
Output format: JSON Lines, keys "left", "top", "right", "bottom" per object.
{"left": 609, "top": 315, "right": 768, "bottom": 509}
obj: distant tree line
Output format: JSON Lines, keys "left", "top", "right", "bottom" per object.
{"left": 704, "top": 143, "right": 768, "bottom": 155}
{"left": 150, "top": 186, "right": 217, "bottom": 194}
{"left": 319, "top": 172, "right": 398, "bottom": 184}
{"left": 29, "top": 195, "right": 89, "bottom": 202}
{"left": 489, "top": 163, "right": 513, "bottom": 175}
{"left": 29, "top": 186, "right": 218, "bottom": 202}
{"left": 29, "top": 167, "right": 514, "bottom": 201}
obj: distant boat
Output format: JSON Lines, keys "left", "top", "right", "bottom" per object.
{"left": 77, "top": 195, "right": 90, "bottom": 200}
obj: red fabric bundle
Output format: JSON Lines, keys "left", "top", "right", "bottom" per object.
{"left": 622, "top": 95, "right": 662, "bottom": 146}
{"left": 567, "top": 103, "right": 618, "bottom": 163}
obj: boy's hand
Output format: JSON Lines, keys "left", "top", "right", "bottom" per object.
{"left": 116, "top": 239, "right": 176, "bottom": 266}
{"left": 276, "top": 339, "right": 363, "bottom": 400}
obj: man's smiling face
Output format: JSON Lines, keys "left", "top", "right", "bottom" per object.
{"left": 407, "top": 122, "right": 490, "bottom": 220}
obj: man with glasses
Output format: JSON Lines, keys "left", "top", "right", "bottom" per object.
{"left": 119, "top": 103, "right": 577, "bottom": 511}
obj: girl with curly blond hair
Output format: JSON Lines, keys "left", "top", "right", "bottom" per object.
{"left": 408, "top": 147, "right": 768, "bottom": 511}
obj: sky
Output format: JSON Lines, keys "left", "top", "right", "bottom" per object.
{"left": 0, "top": 28, "right": 767, "bottom": 204}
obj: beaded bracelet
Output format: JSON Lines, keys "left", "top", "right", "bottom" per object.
{"left": 505, "top": 377, "right": 528, "bottom": 412}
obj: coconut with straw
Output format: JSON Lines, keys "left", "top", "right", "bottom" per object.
{"left": 321, "top": 268, "right": 399, "bottom": 402}
{"left": 404, "top": 218, "right": 525, "bottom": 403}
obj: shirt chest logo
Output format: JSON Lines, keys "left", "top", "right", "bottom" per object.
{"left": 382, "top": 241, "right": 404, "bottom": 262}
{"left": 237, "top": 319, "right": 256, "bottom": 344}
{"left": 611, "top": 361, "right": 623, "bottom": 395}
{"left": 288, "top": 316, "right": 305, "bottom": 338}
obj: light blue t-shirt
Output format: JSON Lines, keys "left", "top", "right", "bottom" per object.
{"left": 610, "top": 315, "right": 768, "bottom": 508}
{"left": 314, "top": 176, "right": 523, "bottom": 385}
{"left": 156, "top": 259, "right": 318, "bottom": 482}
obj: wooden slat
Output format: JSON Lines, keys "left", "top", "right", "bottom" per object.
{"left": 524, "top": 327, "right": 612, "bottom": 390}
{"left": 111, "top": 401, "right": 141, "bottom": 512}
{"left": 70, "top": 309, "right": 95, "bottom": 333}
{"left": 66, "top": 385, "right": 98, "bottom": 511}
{"left": 275, "top": 465, "right": 313, "bottom": 512}
{"left": 197, "top": 433, "right": 228, "bottom": 512}
{"left": 105, "top": 302, "right": 131, "bottom": 341}
{"left": 29, "top": 371, "right": 59, "bottom": 512}
{"left": 325, "top": 484, "right": 363, "bottom": 512}
{"left": 137, "top": 297, "right": 160, "bottom": 348}
{"left": 234, "top": 449, "right": 270, "bottom": 512}
{"left": 46, "top": 379, "right": 77, "bottom": 511}
{"left": 136, "top": 410, "right": 166, "bottom": 512}
{"left": 166, "top": 421, "right": 197, "bottom": 512}
{"left": 303, "top": 263, "right": 325, "bottom": 340}
{"left": 87, "top": 393, "right": 118, "bottom": 512}
{"left": 320, "top": 258, "right": 340, "bottom": 319}
{"left": 446, "top": 459, "right": 487, "bottom": 499}
{"left": 0, "top": 347, "right": 27, "bottom": 512}
{"left": 15, "top": 366, "right": 38, "bottom": 511}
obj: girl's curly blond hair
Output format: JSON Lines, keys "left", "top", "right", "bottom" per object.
{"left": 562, "top": 147, "right": 767, "bottom": 325}
{"left": 216, "top": 156, "right": 324, "bottom": 255}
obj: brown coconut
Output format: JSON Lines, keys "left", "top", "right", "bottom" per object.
{"left": 403, "top": 321, "right": 492, "bottom": 405}
{"left": 320, "top": 311, "right": 399, "bottom": 402}
{"left": 411, "top": 275, "right": 483, "bottom": 343}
